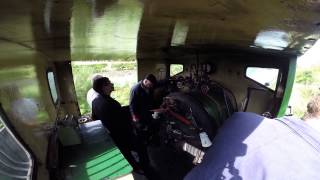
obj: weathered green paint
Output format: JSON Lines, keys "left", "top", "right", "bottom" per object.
{"left": 71, "top": 0, "right": 143, "bottom": 60}
{"left": 277, "top": 59, "right": 297, "bottom": 117}
{"left": 65, "top": 145, "right": 132, "bottom": 180}
{"left": 63, "top": 121, "right": 132, "bottom": 180}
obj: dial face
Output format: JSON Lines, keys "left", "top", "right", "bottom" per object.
{"left": 206, "top": 64, "right": 211, "bottom": 73}
{"left": 203, "top": 63, "right": 216, "bottom": 74}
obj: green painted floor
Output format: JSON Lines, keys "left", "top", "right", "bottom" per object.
{"left": 63, "top": 121, "right": 132, "bottom": 180}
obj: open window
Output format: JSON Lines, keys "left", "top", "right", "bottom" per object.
{"left": 246, "top": 67, "right": 279, "bottom": 91}
{"left": 170, "top": 64, "right": 184, "bottom": 77}
{"left": 47, "top": 70, "right": 58, "bottom": 104}
{"left": 0, "top": 107, "right": 34, "bottom": 179}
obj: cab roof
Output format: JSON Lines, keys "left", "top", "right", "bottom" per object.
{"left": 0, "top": 0, "right": 319, "bottom": 62}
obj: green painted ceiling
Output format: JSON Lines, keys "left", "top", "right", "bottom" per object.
{"left": 0, "top": 0, "right": 320, "bottom": 62}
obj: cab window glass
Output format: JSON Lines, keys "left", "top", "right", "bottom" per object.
{"left": 246, "top": 67, "right": 279, "bottom": 90}
{"left": 170, "top": 64, "right": 183, "bottom": 77}
{"left": 0, "top": 110, "right": 33, "bottom": 179}
{"left": 47, "top": 71, "right": 58, "bottom": 104}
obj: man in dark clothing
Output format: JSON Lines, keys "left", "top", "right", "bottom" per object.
{"left": 91, "top": 77, "right": 140, "bottom": 172}
{"left": 129, "top": 74, "right": 159, "bottom": 179}
{"left": 184, "top": 112, "right": 320, "bottom": 180}
{"left": 92, "top": 77, "right": 122, "bottom": 134}
{"left": 129, "top": 74, "right": 157, "bottom": 131}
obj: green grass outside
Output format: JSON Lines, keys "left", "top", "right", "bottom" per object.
{"left": 289, "top": 65, "right": 320, "bottom": 118}
{"left": 72, "top": 61, "right": 137, "bottom": 115}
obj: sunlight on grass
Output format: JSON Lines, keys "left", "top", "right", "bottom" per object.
{"left": 289, "top": 65, "right": 320, "bottom": 118}
{"left": 72, "top": 61, "right": 137, "bottom": 115}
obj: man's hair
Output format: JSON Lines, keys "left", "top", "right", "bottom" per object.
{"left": 93, "top": 77, "right": 110, "bottom": 94}
{"left": 145, "top": 74, "right": 157, "bottom": 85}
{"left": 303, "top": 94, "right": 320, "bottom": 120}
{"left": 91, "top": 74, "right": 103, "bottom": 85}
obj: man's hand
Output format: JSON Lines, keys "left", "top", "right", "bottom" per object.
{"left": 133, "top": 121, "right": 148, "bottom": 132}
{"left": 132, "top": 114, "right": 140, "bottom": 122}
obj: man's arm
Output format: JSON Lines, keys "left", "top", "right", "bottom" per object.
{"left": 129, "top": 86, "right": 140, "bottom": 122}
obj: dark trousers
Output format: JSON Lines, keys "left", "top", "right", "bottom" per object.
{"left": 133, "top": 128, "right": 161, "bottom": 180}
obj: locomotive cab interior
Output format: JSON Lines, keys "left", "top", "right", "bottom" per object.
{"left": 0, "top": 0, "right": 319, "bottom": 179}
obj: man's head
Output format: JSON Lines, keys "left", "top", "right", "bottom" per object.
{"left": 143, "top": 74, "right": 157, "bottom": 89}
{"left": 304, "top": 95, "right": 320, "bottom": 120}
{"left": 91, "top": 74, "right": 103, "bottom": 85}
{"left": 93, "top": 76, "right": 114, "bottom": 95}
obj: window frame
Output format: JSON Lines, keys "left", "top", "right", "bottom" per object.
{"left": 245, "top": 66, "right": 280, "bottom": 92}
{"left": 0, "top": 104, "right": 36, "bottom": 180}
{"left": 169, "top": 64, "right": 184, "bottom": 77}
{"left": 46, "top": 68, "right": 59, "bottom": 105}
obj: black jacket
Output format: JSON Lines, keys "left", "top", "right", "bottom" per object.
{"left": 129, "top": 81, "right": 154, "bottom": 125}
{"left": 92, "top": 94, "right": 125, "bottom": 135}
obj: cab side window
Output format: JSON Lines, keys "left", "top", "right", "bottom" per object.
{"left": 0, "top": 108, "right": 33, "bottom": 179}
{"left": 246, "top": 67, "right": 279, "bottom": 91}
{"left": 170, "top": 64, "right": 184, "bottom": 77}
{"left": 47, "top": 70, "right": 58, "bottom": 104}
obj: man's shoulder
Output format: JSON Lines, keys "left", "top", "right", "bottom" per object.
{"left": 105, "top": 95, "right": 121, "bottom": 106}
{"left": 131, "top": 81, "right": 143, "bottom": 92}
{"left": 92, "top": 94, "right": 107, "bottom": 106}
{"left": 185, "top": 113, "right": 320, "bottom": 180}
{"left": 306, "top": 118, "right": 320, "bottom": 132}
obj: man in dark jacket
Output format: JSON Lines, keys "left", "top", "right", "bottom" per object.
{"left": 91, "top": 76, "right": 140, "bottom": 172}
{"left": 129, "top": 74, "right": 159, "bottom": 178}
{"left": 92, "top": 77, "right": 122, "bottom": 133}
{"left": 129, "top": 74, "right": 157, "bottom": 131}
